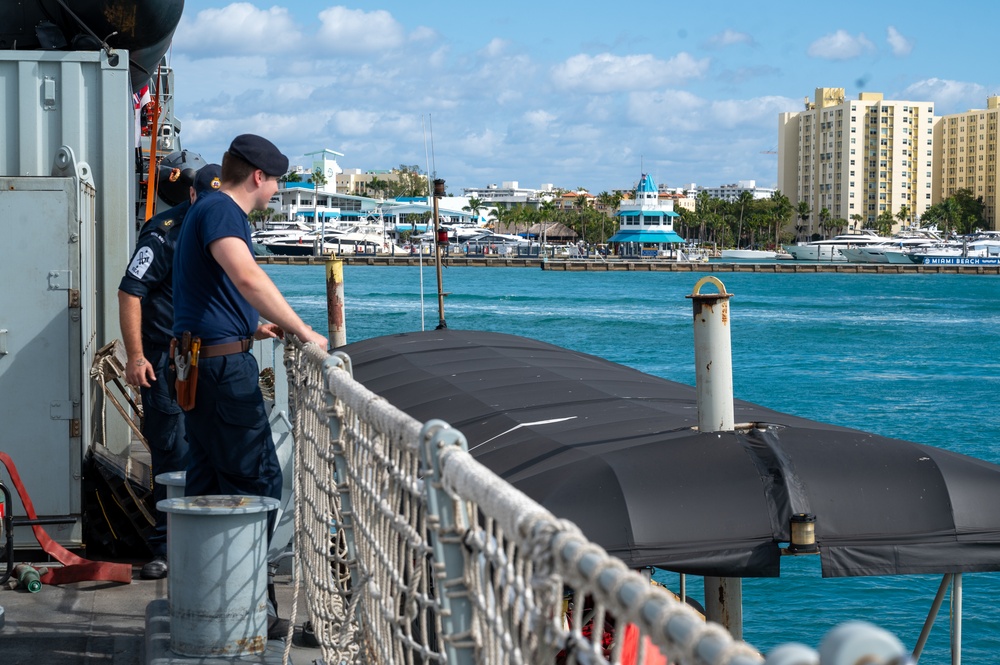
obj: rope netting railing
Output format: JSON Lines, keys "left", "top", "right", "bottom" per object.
{"left": 282, "top": 339, "right": 764, "bottom": 665}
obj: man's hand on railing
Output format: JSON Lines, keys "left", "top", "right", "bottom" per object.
{"left": 254, "top": 322, "right": 284, "bottom": 341}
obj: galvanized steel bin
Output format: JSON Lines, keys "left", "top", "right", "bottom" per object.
{"left": 154, "top": 471, "right": 186, "bottom": 500}
{"left": 158, "top": 495, "right": 278, "bottom": 657}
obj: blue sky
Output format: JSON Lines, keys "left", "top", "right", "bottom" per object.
{"left": 168, "top": 1, "right": 999, "bottom": 194}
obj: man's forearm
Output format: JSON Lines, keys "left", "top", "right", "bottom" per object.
{"left": 236, "top": 266, "right": 315, "bottom": 339}
{"left": 118, "top": 290, "right": 145, "bottom": 358}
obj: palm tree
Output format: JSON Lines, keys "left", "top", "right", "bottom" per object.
{"left": 818, "top": 207, "right": 831, "bottom": 239}
{"left": 795, "top": 201, "right": 811, "bottom": 240}
{"left": 850, "top": 213, "right": 864, "bottom": 233}
{"left": 596, "top": 191, "right": 616, "bottom": 243}
{"left": 695, "top": 191, "right": 714, "bottom": 243}
{"left": 734, "top": 191, "right": 754, "bottom": 249}
{"left": 463, "top": 197, "right": 485, "bottom": 224}
{"left": 308, "top": 169, "right": 329, "bottom": 255}
{"left": 769, "top": 191, "right": 793, "bottom": 249}
{"left": 309, "top": 168, "right": 327, "bottom": 192}
{"left": 940, "top": 197, "right": 961, "bottom": 235}
{"left": 488, "top": 205, "right": 512, "bottom": 235}
{"left": 539, "top": 200, "right": 556, "bottom": 255}
{"left": 896, "top": 205, "right": 911, "bottom": 230}
{"left": 876, "top": 210, "right": 895, "bottom": 236}
{"left": 573, "top": 194, "right": 590, "bottom": 243}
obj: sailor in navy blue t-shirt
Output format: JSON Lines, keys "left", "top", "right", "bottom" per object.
{"left": 171, "top": 134, "right": 327, "bottom": 538}
{"left": 118, "top": 162, "right": 221, "bottom": 580}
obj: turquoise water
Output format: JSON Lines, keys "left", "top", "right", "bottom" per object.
{"left": 267, "top": 264, "right": 1000, "bottom": 661}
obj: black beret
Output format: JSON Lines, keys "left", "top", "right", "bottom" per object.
{"left": 194, "top": 163, "right": 222, "bottom": 195}
{"left": 228, "top": 134, "right": 289, "bottom": 177}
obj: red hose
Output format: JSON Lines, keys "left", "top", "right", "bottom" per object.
{"left": 0, "top": 452, "right": 132, "bottom": 585}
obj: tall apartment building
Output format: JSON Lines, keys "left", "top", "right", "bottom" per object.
{"left": 934, "top": 97, "right": 1000, "bottom": 230}
{"left": 778, "top": 88, "right": 935, "bottom": 238}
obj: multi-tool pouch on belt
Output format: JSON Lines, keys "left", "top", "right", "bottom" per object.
{"left": 172, "top": 331, "right": 201, "bottom": 411}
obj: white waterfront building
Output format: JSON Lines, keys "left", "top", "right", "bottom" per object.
{"left": 461, "top": 181, "right": 556, "bottom": 209}
{"left": 701, "top": 180, "right": 775, "bottom": 202}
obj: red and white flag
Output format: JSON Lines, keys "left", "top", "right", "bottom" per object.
{"left": 133, "top": 84, "right": 151, "bottom": 109}
{"left": 133, "top": 84, "right": 151, "bottom": 147}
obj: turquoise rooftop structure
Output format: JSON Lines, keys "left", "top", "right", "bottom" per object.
{"left": 608, "top": 173, "right": 685, "bottom": 245}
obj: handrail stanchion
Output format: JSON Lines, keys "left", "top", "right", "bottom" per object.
{"left": 420, "top": 420, "right": 477, "bottom": 665}
{"left": 326, "top": 259, "right": 347, "bottom": 348}
{"left": 324, "top": 352, "right": 363, "bottom": 599}
{"left": 687, "top": 276, "right": 742, "bottom": 640}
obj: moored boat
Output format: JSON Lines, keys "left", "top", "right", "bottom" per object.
{"left": 719, "top": 248, "right": 778, "bottom": 260}
{"left": 782, "top": 231, "right": 888, "bottom": 261}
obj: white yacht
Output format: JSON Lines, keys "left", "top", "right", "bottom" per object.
{"left": 719, "top": 248, "right": 778, "bottom": 260}
{"left": 911, "top": 234, "right": 1000, "bottom": 265}
{"left": 840, "top": 230, "right": 944, "bottom": 263}
{"left": 783, "top": 231, "right": 889, "bottom": 261}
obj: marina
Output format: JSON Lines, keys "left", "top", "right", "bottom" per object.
{"left": 3, "top": 4, "right": 1000, "bottom": 664}
{"left": 256, "top": 254, "right": 1000, "bottom": 274}
{"left": 264, "top": 264, "right": 1000, "bottom": 663}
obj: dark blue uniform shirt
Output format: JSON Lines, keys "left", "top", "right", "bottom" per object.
{"left": 172, "top": 191, "right": 258, "bottom": 344}
{"left": 118, "top": 200, "right": 192, "bottom": 347}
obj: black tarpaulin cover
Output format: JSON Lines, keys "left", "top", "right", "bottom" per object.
{"left": 342, "top": 330, "right": 1000, "bottom": 578}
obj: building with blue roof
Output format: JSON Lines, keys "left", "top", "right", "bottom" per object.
{"left": 608, "top": 173, "right": 685, "bottom": 253}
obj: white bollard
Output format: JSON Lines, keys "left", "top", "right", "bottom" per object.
{"left": 158, "top": 495, "right": 278, "bottom": 657}
{"left": 687, "top": 276, "right": 735, "bottom": 433}
{"left": 688, "top": 277, "right": 742, "bottom": 639}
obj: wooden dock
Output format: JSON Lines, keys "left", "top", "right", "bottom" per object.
{"left": 256, "top": 255, "right": 1000, "bottom": 274}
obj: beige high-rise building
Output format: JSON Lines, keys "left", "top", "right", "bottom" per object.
{"left": 934, "top": 97, "right": 1000, "bottom": 230}
{"left": 778, "top": 88, "right": 935, "bottom": 239}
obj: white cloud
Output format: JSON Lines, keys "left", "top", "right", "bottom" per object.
{"left": 455, "top": 129, "right": 505, "bottom": 159}
{"left": 410, "top": 26, "right": 437, "bottom": 43}
{"left": 627, "top": 92, "right": 799, "bottom": 138}
{"left": 807, "top": 30, "right": 875, "bottom": 60}
{"left": 316, "top": 7, "right": 406, "bottom": 54}
{"left": 481, "top": 38, "right": 509, "bottom": 58}
{"left": 552, "top": 52, "right": 709, "bottom": 93}
{"left": 706, "top": 29, "right": 754, "bottom": 48}
{"left": 902, "top": 78, "right": 988, "bottom": 114}
{"left": 523, "top": 110, "right": 557, "bottom": 129}
{"left": 710, "top": 95, "right": 800, "bottom": 128}
{"left": 172, "top": 3, "right": 302, "bottom": 56}
{"left": 331, "top": 109, "right": 382, "bottom": 136}
{"left": 627, "top": 90, "right": 707, "bottom": 132}
{"left": 886, "top": 26, "right": 913, "bottom": 56}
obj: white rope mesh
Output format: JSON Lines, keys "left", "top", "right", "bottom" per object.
{"left": 283, "top": 340, "right": 764, "bottom": 665}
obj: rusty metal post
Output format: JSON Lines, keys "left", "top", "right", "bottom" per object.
{"left": 687, "top": 275, "right": 735, "bottom": 432}
{"left": 432, "top": 178, "right": 447, "bottom": 329}
{"left": 687, "top": 276, "right": 741, "bottom": 640}
{"left": 326, "top": 258, "right": 346, "bottom": 348}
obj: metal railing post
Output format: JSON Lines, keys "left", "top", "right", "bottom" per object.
{"left": 952, "top": 573, "right": 962, "bottom": 665}
{"left": 324, "top": 352, "right": 363, "bottom": 601}
{"left": 688, "top": 276, "right": 742, "bottom": 639}
{"left": 419, "top": 420, "right": 477, "bottom": 665}
{"left": 326, "top": 258, "right": 347, "bottom": 348}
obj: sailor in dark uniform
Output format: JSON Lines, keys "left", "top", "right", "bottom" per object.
{"left": 172, "top": 136, "right": 327, "bottom": 508}
{"left": 117, "top": 163, "right": 222, "bottom": 580}
{"left": 171, "top": 135, "right": 326, "bottom": 639}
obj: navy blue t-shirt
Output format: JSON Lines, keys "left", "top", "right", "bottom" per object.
{"left": 119, "top": 200, "right": 191, "bottom": 347}
{"left": 172, "top": 191, "right": 258, "bottom": 344}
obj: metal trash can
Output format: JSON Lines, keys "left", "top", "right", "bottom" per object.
{"left": 154, "top": 471, "right": 186, "bottom": 500}
{"left": 158, "top": 495, "right": 278, "bottom": 657}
